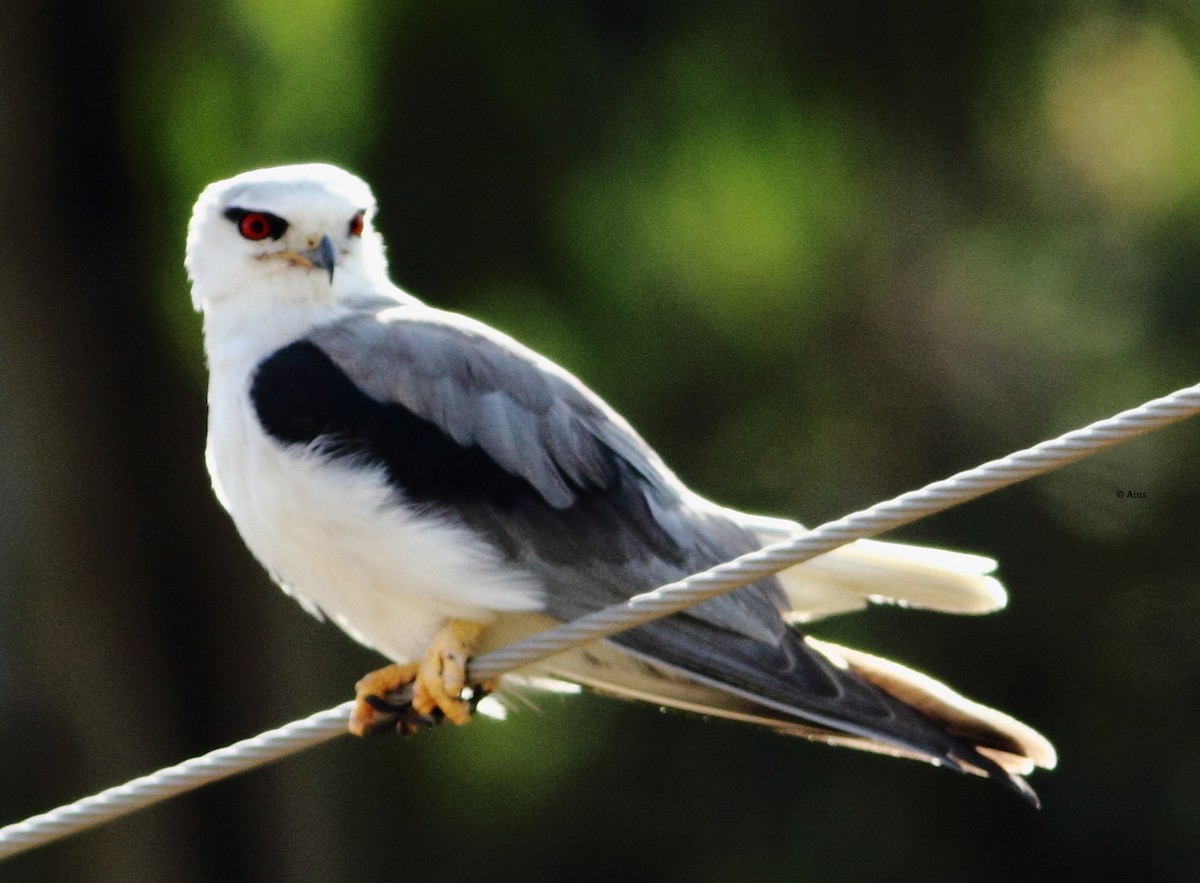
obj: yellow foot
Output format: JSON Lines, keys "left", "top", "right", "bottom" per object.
{"left": 347, "top": 619, "right": 489, "bottom": 736}
{"left": 349, "top": 662, "right": 419, "bottom": 736}
{"left": 411, "top": 619, "right": 487, "bottom": 725}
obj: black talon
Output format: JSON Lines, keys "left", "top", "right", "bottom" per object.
{"left": 361, "top": 679, "right": 490, "bottom": 738}
{"left": 364, "top": 693, "right": 408, "bottom": 715}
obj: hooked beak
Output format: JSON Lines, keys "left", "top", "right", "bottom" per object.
{"left": 265, "top": 234, "right": 339, "bottom": 282}
{"left": 300, "top": 234, "right": 339, "bottom": 283}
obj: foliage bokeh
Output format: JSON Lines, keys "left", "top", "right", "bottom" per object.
{"left": 2, "top": 1, "right": 1199, "bottom": 880}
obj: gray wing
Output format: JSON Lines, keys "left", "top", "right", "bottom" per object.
{"left": 299, "top": 304, "right": 1035, "bottom": 793}
{"left": 308, "top": 303, "right": 790, "bottom": 645}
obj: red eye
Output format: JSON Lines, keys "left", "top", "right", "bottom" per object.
{"left": 224, "top": 208, "right": 288, "bottom": 240}
{"left": 349, "top": 211, "right": 365, "bottom": 238}
{"left": 239, "top": 212, "right": 273, "bottom": 241}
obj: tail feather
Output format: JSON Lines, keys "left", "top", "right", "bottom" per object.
{"left": 513, "top": 629, "right": 1052, "bottom": 803}
{"left": 805, "top": 637, "right": 1056, "bottom": 773}
{"left": 486, "top": 518, "right": 1054, "bottom": 803}
{"left": 736, "top": 513, "right": 1008, "bottom": 621}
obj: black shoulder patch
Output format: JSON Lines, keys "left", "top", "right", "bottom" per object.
{"left": 250, "top": 340, "right": 536, "bottom": 507}
{"left": 249, "top": 340, "right": 688, "bottom": 569}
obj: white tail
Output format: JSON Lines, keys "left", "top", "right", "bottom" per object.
{"left": 736, "top": 513, "right": 1007, "bottom": 622}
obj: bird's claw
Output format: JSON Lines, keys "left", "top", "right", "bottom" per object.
{"left": 348, "top": 620, "right": 489, "bottom": 737}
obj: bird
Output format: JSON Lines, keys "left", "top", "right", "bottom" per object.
{"left": 186, "top": 163, "right": 1055, "bottom": 803}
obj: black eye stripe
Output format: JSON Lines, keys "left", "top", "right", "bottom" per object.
{"left": 224, "top": 208, "right": 289, "bottom": 240}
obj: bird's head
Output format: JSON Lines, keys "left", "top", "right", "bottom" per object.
{"left": 185, "top": 163, "right": 389, "bottom": 311}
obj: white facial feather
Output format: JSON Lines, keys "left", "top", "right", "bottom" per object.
{"left": 185, "top": 163, "right": 390, "bottom": 311}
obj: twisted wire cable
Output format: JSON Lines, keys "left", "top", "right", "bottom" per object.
{"left": 0, "top": 702, "right": 356, "bottom": 859}
{"left": 474, "top": 381, "right": 1200, "bottom": 679}
{"left": 2, "top": 380, "right": 1197, "bottom": 860}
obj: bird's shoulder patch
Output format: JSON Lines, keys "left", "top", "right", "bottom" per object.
{"left": 250, "top": 339, "right": 538, "bottom": 508}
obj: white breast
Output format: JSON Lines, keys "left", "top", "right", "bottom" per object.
{"left": 203, "top": 310, "right": 543, "bottom": 664}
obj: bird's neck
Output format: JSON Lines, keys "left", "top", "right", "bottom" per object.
{"left": 201, "top": 295, "right": 346, "bottom": 380}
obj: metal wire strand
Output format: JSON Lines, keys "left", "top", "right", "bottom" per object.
{"left": 0, "top": 702, "right": 356, "bottom": 859}
{"left": 2, "top": 381, "right": 1198, "bottom": 860}
{"left": 471, "top": 382, "right": 1200, "bottom": 679}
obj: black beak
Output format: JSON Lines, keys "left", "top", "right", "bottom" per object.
{"left": 302, "top": 234, "right": 338, "bottom": 282}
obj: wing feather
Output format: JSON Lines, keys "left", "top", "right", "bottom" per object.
{"left": 288, "top": 303, "right": 1043, "bottom": 796}
{"left": 307, "top": 305, "right": 791, "bottom": 638}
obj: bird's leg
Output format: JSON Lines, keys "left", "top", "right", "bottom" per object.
{"left": 348, "top": 619, "right": 489, "bottom": 736}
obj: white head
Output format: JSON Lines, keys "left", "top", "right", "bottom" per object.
{"left": 185, "top": 163, "right": 390, "bottom": 311}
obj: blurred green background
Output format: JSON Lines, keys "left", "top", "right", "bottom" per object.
{"left": 2, "top": 1, "right": 1200, "bottom": 880}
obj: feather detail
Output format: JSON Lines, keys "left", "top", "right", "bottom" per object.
{"left": 739, "top": 513, "right": 1008, "bottom": 621}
